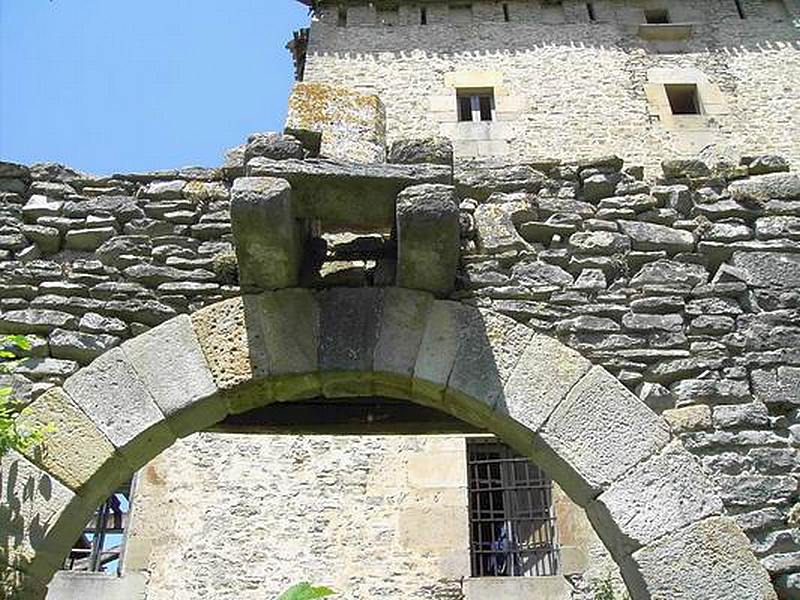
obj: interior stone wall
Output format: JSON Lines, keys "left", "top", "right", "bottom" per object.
{"left": 303, "top": 0, "right": 800, "bottom": 174}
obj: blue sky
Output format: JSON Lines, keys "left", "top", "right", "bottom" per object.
{"left": 0, "top": 0, "right": 310, "bottom": 174}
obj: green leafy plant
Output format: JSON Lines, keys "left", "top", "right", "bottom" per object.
{"left": 277, "top": 583, "right": 336, "bottom": 600}
{"left": 0, "top": 335, "right": 52, "bottom": 457}
{"left": 592, "top": 574, "right": 630, "bottom": 600}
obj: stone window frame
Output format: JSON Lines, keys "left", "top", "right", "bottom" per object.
{"left": 429, "top": 71, "right": 522, "bottom": 157}
{"left": 645, "top": 68, "right": 728, "bottom": 131}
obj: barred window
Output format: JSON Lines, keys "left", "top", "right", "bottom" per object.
{"left": 467, "top": 439, "right": 559, "bottom": 577}
{"left": 63, "top": 479, "right": 132, "bottom": 574}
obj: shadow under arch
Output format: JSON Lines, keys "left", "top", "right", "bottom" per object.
{"left": 1, "top": 287, "right": 776, "bottom": 600}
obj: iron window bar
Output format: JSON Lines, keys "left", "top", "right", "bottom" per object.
{"left": 467, "top": 439, "right": 560, "bottom": 578}
{"left": 63, "top": 480, "right": 132, "bottom": 575}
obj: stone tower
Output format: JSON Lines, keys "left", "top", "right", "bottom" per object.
{"left": 2, "top": 2, "right": 799, "bottom": 600}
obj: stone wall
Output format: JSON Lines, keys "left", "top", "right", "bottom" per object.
{"left": 1, "top": 140, "right": 799, "bottom": 598}
{"left": 303, "top": 0, "right": 800, "bottom": 174}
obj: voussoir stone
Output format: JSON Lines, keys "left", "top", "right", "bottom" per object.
{"left": 626, "top": 517, "right": 777, "bottom": 600}
{"left": 588, "top": 441, "right": 724, "bottom": 555}
{"left": 16, "top": 387, "right": 120, "bottom": 493}
{"left": 539, "top": 366, "right": 671, "bottom": 504}
{"left": 501, "top": 334, "right": 591, "bottom": 433}
{"left": 63, "top": 347, "right": 175, "bottom": 468}
{"left": 122, "top": 314, "right": 221, "bottom": 436}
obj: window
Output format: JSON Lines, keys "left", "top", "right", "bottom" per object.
{"left": 420, "top": 6, "right": 428, "bottom": 24}
{"left": 450, "top": 3, "right": 473, "bottom": 24}
{"left": 63, "top": 480, "right": 133, "bottom": 575}
{"left": 377, "top": 5, "right": 400, "bottom": 26}
{"left": 644, "top": 8, "right": 671, "bottom": 23}
{"left": 503, "top": 3, "right": 511, "bottom": 22}
{"left": 665, "top": 84, "right": 702, "bottom": 115}
{"left": 337, "top": 6, "right": 348, "bottom": 27}
{"left": 734, "top": 0, "right": 746, "bottom": 19}
{"left": 457, "top": 89, "right": 495, "bottom": 122}
{"left": 587, "top": 2, "right": 596, "bottom": 21}
{"left": 467, "top": 439, "right": 559, "bottom": 578}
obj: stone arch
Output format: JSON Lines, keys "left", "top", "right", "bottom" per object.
{"left": 1, "top": 287, "right": 776, "bottom": 600}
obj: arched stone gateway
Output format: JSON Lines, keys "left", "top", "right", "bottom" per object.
{"left": 1, "top": 286, "right": 776, "bottom": 600}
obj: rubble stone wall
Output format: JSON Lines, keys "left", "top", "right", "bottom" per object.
{"left": 1, "top": 144, "right": 799, "bottom": 598}
{"left": 303, "top": 0, "right": 800, "bottom": 173}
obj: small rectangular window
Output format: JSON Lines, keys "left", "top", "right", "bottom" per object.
{"left": 421, "top": 6, "right": 428, "bottom": 24}
{"left": 337, "top": 6, "right": 348, "bottom": 27}
{"left": 645, "top": 8, "right": 671, "bottom": 23}
{"left": 457, "top": 89, "right": 495, "bottom": 123}
{"left": 734, "top": 0, "right": 746, "bottom": 18}
{"left": 503, "top": 3, "right": 511, "bottom": 22}
{"left": 63, "top": 480, "right": 133, "bottom": 574}
{"left": 468, "top": 439, "right": 560, "bottom": 577}
{"left": 665, "top": 84, "right": 702, "bottom": 115}
{"left": 587, "top": 2, "right": 596, "bottom": 21}
{"left": 450, "top": 3, "right": 473, "bottom": 24}
{"left": 377, "top": 5, "right": 400, "bottom": 26}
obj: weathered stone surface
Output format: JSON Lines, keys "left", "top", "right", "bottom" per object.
{"left": 48, "top": 328, "right": 120, "bottom": 364}
{"left": 413, "top": 300, "right": 465, "bottom": 402}
{"left": 22, "top": 195, "right": 63, "bottom": 221}
{"left": 0, "top": 309, "right": 77, "bottom": 334}
{"left": 627, "top": 517, "right": 777, "bottom": 600}
{"left": 670, "top": 377, "right": 751, "bottom": 406}
{"left": 713, "top": 402, "right": 770, "bottom": 429}
{"left": 285, "top": 82, "right": 386, "bottom": 163}
{"left": 96, "top": 235, "right": 151, "bottom": 267}
{"left": 746, "top": 155, "right": 790, "bottom": 176}
{"left": 141, "top": 180, "right": 186, "bottom": 200}
{"left": 230, "top": 177, "right": 302, "bottom": 291}
{"left": 64, "top": 227, "right": 116, "bottom": 251}
{"left": 445, "top": 309, "right": 533, "bottom": 422}
{"left": 568, "top": 231, "right": 631, "bottom": 255}
{"left": 622, "top": 313, "right": 683, "bottom": 332}
{"left": 588, "top": 441, "right": 723, "bottom": 554}
{"left": 455, "top": 162, "right": 546, "bottom": 200}
{"left": 388, "top": 137, "right": 453, "bottom": 166}
{"left": 63, "top": 347, "right": 174, "bottom": 467}
{"left": 729, "top": 172, "right": 800, "bottom": 203}
{"left": 511, "top": 259, "right": 574, "bottom": 287}
{"left": 716, "top": 474, "right": 797, "bottom": 507}
{"left": 752, "top": 366, "right": 800, "bottom": 407}
{"left": 501, "top": 334, "right": 591, "bottom": 432}
{"left": 756, "top": 216, "right": 800, "bottom": 240}
{"left": 123, "top": 264, "right": 214, "bottom": 287}
{"left": 582, "top": 173, "right": 617, "bottom": 201}
{"left": 16, "top": 387, "right": 119, "bottom": 492}
{"left": 733, "top": 251, "right": 800, "bottom": 288}
{"left": 103, "top": 299, "right": 176, "bottom": 327}
{"left": 21, "top": 225, "right": 60, "bottom": 254}
{"left": 539, "top": 366, "right": 670, "bottom": 503}
{"left": 0, "top": 451, "right": 79, "bottom": 575}
{"left": 474, "top": 202, "right": 530, "bottom": 255}
{"left": 247, "top": 157, "right": 450, "bottom": 229}
{"left": 122, "top": 314, "right": 220, "bottom": 435}
{"left": 661, "top": 158, "right": 711, "bottom": 179}
{"left": 618, "top": 220, "right": 695, "bottom": 254}
{"left": 62, "top": 195, "right": 143, "bottom": 222}
{"left": 630, "top": 259, "right": 709, "bottom": 287}
{"left": 318, "top": 287, "right": 383, "bottom": 397}
{"left": 396, "top": 184, "right": 460, "bottom": 295}
{"left": 13, "top": 357, "right": 79, "bottom": 380}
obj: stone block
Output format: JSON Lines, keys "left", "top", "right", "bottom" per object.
{"left": 625, "top": 517, "right": 777, "bottom": 600}
{"left": 63, "top": 347, "right": 174, "bottom": 469}
{"left": 247, "top": 157, "right": 450, "bottom": 230}
{"left": 230, "top": 177, "right": 303, "bottom": 292}
{"left": 244, "top": 132, "right": 305, "bottom": 162}
{"left": 729, "top": 172, "right": 800, "bottom": 203}
{"left": 0, "top": 309, "right": 77, "bottom": 335}
{"left": 454, "top": 162, "right": 546, "bottom": 200}
{"left": 373, "top": 287, "right": 434, "bottom": 400}
{"left": 317, "top": 287, "right": 383, "bottom": 397}
{"left": 64, "top": 227, "right": 117, "bottom": 251}
{"left": 48, "top": 328, "right": 120, "bottom": 364}
{"left": 285, "top": 82, "right": 386, "bottom": 163}
{"left": 388, "top": 137, "right": 453, "bottom": 166}
{"left": 752, "top": 366, "right": 800, "bottom": 407}
{"left": 396, "top": 184, "right": 460, "bottom": 296}
{"left": 618, "top": 220, "right": 695, "bottom": 254}
{"left": 539, "top": 366, "right": 671, "bottom": 504}
{"left": 474, "top": 202, "right": 530, "bottom": 255}
{"left": 413, "top": 300, "right": 464, "bottom": 403}
{"left": 122, "top": 314, "right": 221, "bottom": 437}
{"left": 500, "top": 334, "right": 591, "bottom": 432}
{"left": 568, "top": 231, "right": 631, "bottom": 255}
{"left": 16, "top": 387, "right": 122, "bottom": 495}
{"left": 733, "top": 251, "right": 800, "bottom": 288}
{"left": 588, "top": 441, "right": 723, "bottom": 555}
{"left": 258, "top": 288, "right": 321, "bottom": 401}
